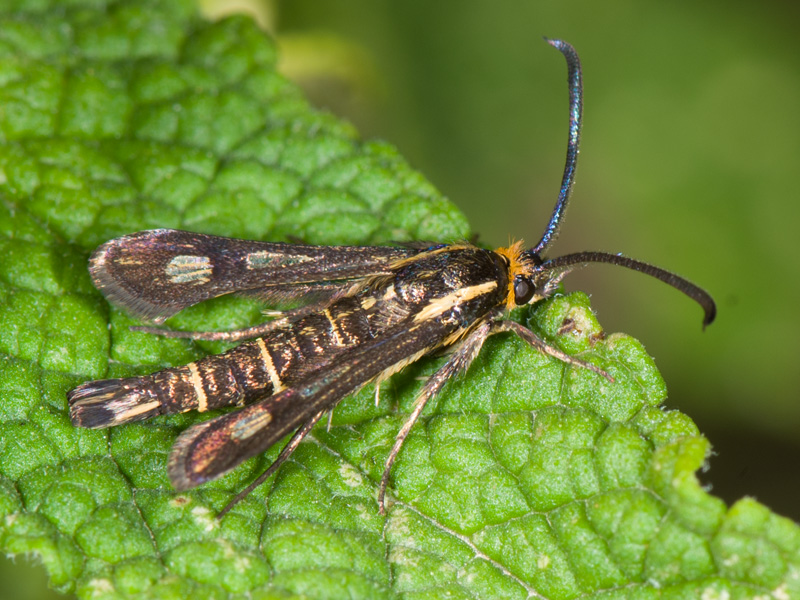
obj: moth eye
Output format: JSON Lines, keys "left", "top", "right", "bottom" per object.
{"left": 513, "top": 276, "right": 536, "bottom": 305}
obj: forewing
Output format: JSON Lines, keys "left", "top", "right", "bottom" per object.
{"left": 167, "top": 317, "right": 451, "bottom": 490}
{"left": 89, "top": 229, "right": 417, "bottom": 322}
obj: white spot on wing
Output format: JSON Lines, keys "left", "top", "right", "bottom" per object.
{"left": 246, "top": 251, "right": 313, "bottom": 269}
{"left": 166, "top": 255, "right": 213, "bottom": 284}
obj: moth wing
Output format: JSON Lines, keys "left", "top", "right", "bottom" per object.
{"left": 90, "top": 229, "right": 417, "bottom": 322}
{"left": 167, "top": 317, "right": 449, "bottom": 490}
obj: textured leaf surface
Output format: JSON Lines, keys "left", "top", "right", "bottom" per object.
{"left": 1, "top": 1, "right": 799, "bottom": 599}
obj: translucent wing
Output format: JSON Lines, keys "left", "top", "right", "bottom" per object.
{"left": 90, "top": 229, "right": 417, "bottom": 322}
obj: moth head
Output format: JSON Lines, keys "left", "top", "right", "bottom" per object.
{"left": 496, "top": 241, "right": 550, "bottom": 308}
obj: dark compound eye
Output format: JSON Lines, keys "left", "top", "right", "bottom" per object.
{"left": 513, "top": 276, "right": 536, "bottom": 305}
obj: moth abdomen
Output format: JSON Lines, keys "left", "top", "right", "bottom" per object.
{"left": 67, "top": 293, "right": 383, "bottom": 430}
{"left": 68, "top": 377, "right": 162, "bottom": 428}
{"left": 68, "top": 339, "right": 287, "bottom": 428}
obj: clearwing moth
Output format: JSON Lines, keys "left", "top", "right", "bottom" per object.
{"left": 68, "top": 39, "right": 716, "bottom": 517}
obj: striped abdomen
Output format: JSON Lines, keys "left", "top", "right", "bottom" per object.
{"left": 69, "top": 296, "right": 375, "bottom": 429}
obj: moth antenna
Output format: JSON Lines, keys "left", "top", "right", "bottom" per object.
{"left": 538, "top": 251, "right": 717, "bottom": 328}
{"left": 531, "top": 38, "right": 583, "bottom": 255}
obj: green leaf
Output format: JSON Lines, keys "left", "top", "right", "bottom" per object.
{"left": 0, "top": 2, "right": 798, "bottom": 599}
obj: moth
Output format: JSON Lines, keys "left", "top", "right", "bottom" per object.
{"left": 68, "top": 39, "right": 716, "bottom": 517}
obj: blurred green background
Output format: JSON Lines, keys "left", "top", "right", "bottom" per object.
{"left": 6, "top": 0, "right": 799, "bottom": 597}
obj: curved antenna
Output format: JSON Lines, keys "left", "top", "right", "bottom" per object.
{"left": 539, "top": 251, "right": 717, "bottom": 328}
{"left": 530, "top": 38, "right": 583, "bottom": 255}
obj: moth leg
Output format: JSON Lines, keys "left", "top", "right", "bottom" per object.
{"left": 130, "top": 296, "right": 347, "bottom": 341}
{"left": 131, "top": 320, "right": 286, "bottom": 341}
{"left": 217, "top": 408, "right": 327, "bottom": 520}
{"left": 378, "top": 320, "right": 494, "bottom": 513}
{"left": 495, "top": 320, "right": 613, "bottom": 382}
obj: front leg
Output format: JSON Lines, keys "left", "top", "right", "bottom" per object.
{"left": 130, "top": 297, "right": 343, "bottom": 342}
{"left": 494, "top": 320, "right": 613, "bottom": 382}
